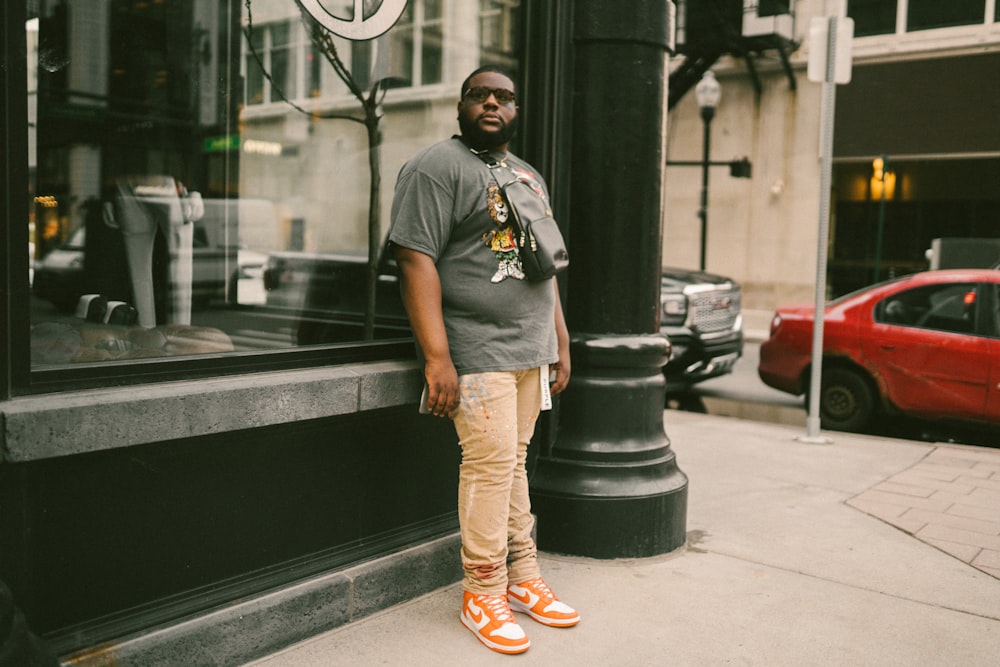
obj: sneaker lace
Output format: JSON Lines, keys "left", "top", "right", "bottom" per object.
{"left": 479, "top": 594, "right": 515, "bottom": 622}
{"left": 530, "top": 578, "right": 555, "bottom": 601}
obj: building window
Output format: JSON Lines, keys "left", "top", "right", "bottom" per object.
{"left": 480, "top": 0, "right": 520, "bottom": 69}
{"left": 389, "top": 0, "right": 444, "bottom": 87}
{"left": 850, "top": 0, "right": 993, "bottom": 36}
{"left": 848, "top": 0, "right": 899, "bottom": 37}
{"left": 757, "top": 0, "right": 792, "bottom": 18}
{"left": 245, "top": 20, "right": 321, "bottom": 106}
{"left": 349, "top": 0, "right": 445, "bottom": 91}
{"left": 246, "top": 27, "right": 266, "bottom": 104}
{"left": 907, "top": 0, "right": 986, "bottom": 32}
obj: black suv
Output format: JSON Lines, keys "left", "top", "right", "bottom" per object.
{"left": 660, "top": 267, "right": 744, "bottom": 391}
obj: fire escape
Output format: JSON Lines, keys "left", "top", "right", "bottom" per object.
{"left": 669, "top": 0, "right": 799, "bottom": 110}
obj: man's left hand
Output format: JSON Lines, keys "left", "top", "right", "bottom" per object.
{"left": 550, "top": 349, "right": 571, "bottom": 395}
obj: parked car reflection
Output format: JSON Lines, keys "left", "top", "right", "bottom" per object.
{"left": 759, "top": 269, "right": 1000, "bottom": 433}
{"left": 261, "top": 255, "right": 745, "bottom": 385}
{"left": 32, "top": 199, "right": 276, "bottom": 313}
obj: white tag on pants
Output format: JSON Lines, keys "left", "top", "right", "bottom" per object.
{"left": 540, "top": 364, "right": 552, "bottom": 411}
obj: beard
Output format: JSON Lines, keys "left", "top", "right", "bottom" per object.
{"left": 458, "top": 113, "right": 519, "bottom": 150}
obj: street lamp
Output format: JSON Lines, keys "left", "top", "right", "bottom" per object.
{"left": 696, "top": 70, "right": 721, "bottom": 272}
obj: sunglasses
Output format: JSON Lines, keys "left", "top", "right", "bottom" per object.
{"left": 463, "top": 86, "right": 516, "bottom": 106}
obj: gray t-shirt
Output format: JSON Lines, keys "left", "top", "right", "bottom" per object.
{"left": 389, "top": 137, "right": 558, "bottom": 375}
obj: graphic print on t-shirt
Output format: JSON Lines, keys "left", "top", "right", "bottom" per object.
{"left": 481, "top": 166, "right": 551, "bottom": 284}
{"left": 482, "top": 182, "right": 526, "bottom": 283}
{"left": 511, "top": 167, "right": 547, "bottom": 198}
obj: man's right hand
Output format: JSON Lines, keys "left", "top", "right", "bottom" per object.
{"left": 424, "top": 358, "right": 460, "bottom": 418}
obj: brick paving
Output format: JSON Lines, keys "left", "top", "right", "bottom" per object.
{"left": 848, "top": 444, "right": 1000, "bottom": 579}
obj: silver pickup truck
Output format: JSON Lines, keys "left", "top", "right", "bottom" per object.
{"left": 659, "top": 267, "right": 744, "bottom": 391}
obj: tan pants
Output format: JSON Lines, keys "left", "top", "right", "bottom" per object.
{"left": 454, "top": 369, "right": 543, "bottom": 595}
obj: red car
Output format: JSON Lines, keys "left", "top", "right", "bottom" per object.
{"left": 758, "top": 269, "right": 1000, "bottom": 433}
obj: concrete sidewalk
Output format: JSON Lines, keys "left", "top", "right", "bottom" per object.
{"left": 245, "top": 411, "right": 1000, "bottom": 666}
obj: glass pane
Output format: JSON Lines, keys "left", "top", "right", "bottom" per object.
{"left": 907, "top": 0, "right": 985, "bottom": 31}
{"left": 246, "top": 57, "right": 265, "bottom": 105}
{"left": 246, "top": 27, "right": 266, "bottom": 104}
{"left": 26, "top": 12, "right": 40, "bottom": 281}
{"left": 28, "top": 0, "right": 522, "bottom": 370}
{"left": 877, "top": 284, "right": 978, "bottom": 334}
{"left": 270, "top": 49, "right": 291, "bottom": 101}
{"left": 250, "top": 26, "right": 265, "bottom": 51}
{"left": 389, "top": 27, "right": 415, "bottom": 85}
{"left": 308, "top": 45, "right": 321, "bottom": 98}
{"left": 425, "top": 0, "right": 443, "bottom": 21}
{"left": 422, "top": 24, "right": 443, "bottom": 85}
{"left": 848, "top": 0, "right": 898, "bottom": 36}
{"left": 758, "top": 1, "right": 792, "bottom": 18}
{"left": 270, "top": 21, "right": 290, "bottom": 47}
{"left": 480, "top": 0, "right": 521, "bottom": 69}
{"left": 351, "top": 40, "right": 373, "bottom": 91}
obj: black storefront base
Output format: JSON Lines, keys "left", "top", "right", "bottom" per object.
{"left": 0, "top": 362, "right": 467, "bottom": 664}
{"left": 0, "top": 581, "right": 59, "bottom": 667}
{"left": 59, "top": 533, "right": 462, "bottom": 666}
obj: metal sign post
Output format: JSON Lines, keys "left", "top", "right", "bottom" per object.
{"left": 801, "top": 12, "right": 853, "bottom": 443}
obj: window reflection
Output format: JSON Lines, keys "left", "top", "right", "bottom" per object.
{"left": 29, "top": 0, "right": 521, "bottom": 369}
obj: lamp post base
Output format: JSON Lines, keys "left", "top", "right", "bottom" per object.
{"left": 530, "top": 477, "right": 688, "bottom": 559}
{"left": 530, "top": 334, "right": 688, "bottom": 558}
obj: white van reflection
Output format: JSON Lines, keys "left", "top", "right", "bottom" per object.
{"left": 195, "top": 198, "right": 280, "bottom": 305}
{"left": 32, "top": 198, "right": 279, "bottom": 312}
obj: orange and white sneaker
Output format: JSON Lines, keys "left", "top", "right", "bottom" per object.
{"left": 507, "top": 578, "right": 580, "bottom": 627}
{"left": 460, "top": 591, "right": 531, "bottom": 654}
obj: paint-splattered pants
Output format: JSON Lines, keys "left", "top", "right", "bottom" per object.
{"left": 453, "top": 369, "right": 543, "bottom": 595}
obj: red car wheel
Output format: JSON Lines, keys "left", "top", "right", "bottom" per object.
{"left": 819, "top": 367, "right": 877, "bottom": 432}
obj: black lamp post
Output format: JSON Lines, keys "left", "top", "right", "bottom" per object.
{"left": 696, "top": 70, "right": 721, "bottom": 272}
{"left": 527, "top": 0, "right": 687, "bottom": 559}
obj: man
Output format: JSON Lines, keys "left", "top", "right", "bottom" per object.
{"left": 388, "top": 65, "right": 578, "bottom": 655}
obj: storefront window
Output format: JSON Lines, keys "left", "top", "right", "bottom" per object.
{"left": 26, "top": 0, "right": 521, "bottom": 373}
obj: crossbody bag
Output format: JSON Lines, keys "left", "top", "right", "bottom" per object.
{"left": 472, "top": 148, "right": 569, "bottom": 282}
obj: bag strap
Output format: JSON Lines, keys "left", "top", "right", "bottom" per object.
{"left": 470, "top": 146, "right": 497, "bottom": 167}
{"left": 469, "top": 147, "right": 530, "bottom": 249}
{"left": 470, "top": 147, "right": 516, "bottom": 183}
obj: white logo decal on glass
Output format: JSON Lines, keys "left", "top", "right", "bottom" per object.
{"left": 298, "top": 0, "right": 408, "bottom": 40}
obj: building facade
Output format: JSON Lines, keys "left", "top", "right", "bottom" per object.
{"left": 9, "top": 2, "right": 998, "bottom": 661}
{"left": 2, "top": 0, "right": 682, "bottom": 664}
{"left": 664, "top": 0, "right": 1000, "bottom": 319}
